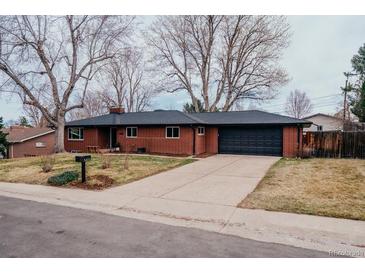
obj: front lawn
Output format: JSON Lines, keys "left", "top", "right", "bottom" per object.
{"left": 239, "top": 158, "right": 365, "bottom": 221}
{"left": 0, "top": 153, "right": 194, "bottom": 189}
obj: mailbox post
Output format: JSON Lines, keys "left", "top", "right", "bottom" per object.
{"left": 75, "top": 155, "right": 91, "bottom": 183}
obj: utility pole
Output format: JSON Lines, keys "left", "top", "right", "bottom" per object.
{"left": 339, "top": 72, "right": 355, "bottom": 158}
{"left": 342, "top": 72, "right": 356, "bottom": 129}
{"left": 343, "top": 73, "right": 349, "bottom": 126}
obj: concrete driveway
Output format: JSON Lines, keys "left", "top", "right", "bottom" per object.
{"left": 105, "top": 154, "right": 280, "bottom": 207}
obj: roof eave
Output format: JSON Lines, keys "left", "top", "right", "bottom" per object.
{"left": 203, "top": 122, "right": 313, "bottom": 127}
{"left": 7, "top": 130, "right": 55, "bottom": 143}
{"left": 65, "top": 123, "right": 203, "bottom": 127}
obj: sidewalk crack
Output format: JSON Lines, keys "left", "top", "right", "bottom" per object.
{"left": 219, "top": 207, "right": 237, "bottom": 233}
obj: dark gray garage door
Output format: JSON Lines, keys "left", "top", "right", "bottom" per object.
{"left": 218, "top": 126, "right": 283, "bottom": 156}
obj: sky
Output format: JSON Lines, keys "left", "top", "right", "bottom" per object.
{"left": 1, "top": 15, "right": 365, "bottom": 122}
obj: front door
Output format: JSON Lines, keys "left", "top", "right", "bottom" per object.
{"left": 110, "top": 128, "right": 117, "bottom": 148}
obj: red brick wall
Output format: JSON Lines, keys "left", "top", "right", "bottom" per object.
{"left": 64, "top": 125, "right": 303, "bottom": 158}
{"left": 10, "top": 133, "right": 55, "bottom": 158}
{"left": 64, "top": 128, "right": 99, "bottom": 152}
{"left": 194, "top": 127, "right": 206, "bottom": 155}
{"left": 118, "top": 126, "right": 194, "bottom": 156}
{"left": 283, "top": 126, "right": 302, "bottom": 157}
{"left": 64, "top": 126, "right": 196, "bottom": 155}
{"left": 205, "top": 127, "right": 218, "bottom": 154}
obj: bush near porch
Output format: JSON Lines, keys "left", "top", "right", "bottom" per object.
{"left": 0, "top": 153, "right": 195, "bottom": 189}
{"left": 239, "top": 158, "right": 365, "bottom": 221}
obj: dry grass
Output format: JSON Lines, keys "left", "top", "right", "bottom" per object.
{"left": 239, "top": 158, "right": 365, "bottom": 221}
{"left": 0, "top": 153, "right": 195, "bottom": 188}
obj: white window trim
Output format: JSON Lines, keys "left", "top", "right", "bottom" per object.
{"left": 35, "top": 142, "right": 46, "bottom": 148}
{"left": 166, "top": 126, "right": 180, "bottom": 139}
{"left": 197, "top": 126, "right": 205, "bottom": 136}
{"left": 126, "top": 127, "right": 138, "bottom": 138}
{"left": 68, "top": 128, "right": 84, "bottom": 141}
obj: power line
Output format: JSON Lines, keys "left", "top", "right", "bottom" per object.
{"left": 270, "top": 101, "right": 340, "bottom": 114}
{"left": 263, "top": 101, "right": 340, "bottom": 114}
{"left": 312, "top": 102, "right": 341, "bottom": 108}
{"left": 260, "top": 93, "right": 342, "bottom": 109}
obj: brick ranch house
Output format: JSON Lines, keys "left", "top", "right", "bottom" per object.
{"left": 2, "top": 126, "right": 55, "bottom": 158}
{"left": 65, "top": 108, "right": 311, "bottom": 157}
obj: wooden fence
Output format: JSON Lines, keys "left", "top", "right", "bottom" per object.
{"left": 303, "top": 131, "right": 365, "bottom": 159}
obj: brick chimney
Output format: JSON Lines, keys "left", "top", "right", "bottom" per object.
{"left": 109, "top": 107, "right": 125, "bottom": 114}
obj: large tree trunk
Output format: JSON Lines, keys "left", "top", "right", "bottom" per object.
{"left": 189, "top": 94, "right": 199, "bottom": 112}
{"left": 54, "top": 113, "right": 65, "bottom": 153}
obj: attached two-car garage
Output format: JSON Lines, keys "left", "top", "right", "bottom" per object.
{"left": 218, "top": 126, "right": 283, "bottom": 156}
{"left": 192, "top": 110, "right": 308, "bottom": 157}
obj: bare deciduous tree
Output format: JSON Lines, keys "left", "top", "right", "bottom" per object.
{"left": 285, "top": 89, "right": 312, "bottom": 118}
{"left": 19, "top": 89, "right": 52, "bottom": 127}
{"left": 23, "top": 105, "right": 48, "bottom": 127}
{"left": 0, "top": 15, "right": 133, "bottom": 152}
{"left": 148, "top": 15, "right": 290, "bottom": 112}
{"left": 67, "top": 91, "right": 108, "bottom": 121}
{"left": 98, "top": 47, "right": 155, "bottom": 112}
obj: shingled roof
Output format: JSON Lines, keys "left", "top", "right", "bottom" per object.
{"left": 66, "top": 109, "right": 311, "bottom": 127}
{"left": 2, "top": 126, "right": 54, "bottom": 143}
{"left": 190, "top": 110, "right": 311, "bottom": 125}
{"left": 66, "top": 110, "right": 205, "bottom": 126}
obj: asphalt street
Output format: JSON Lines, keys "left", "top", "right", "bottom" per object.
{"left": 0, "top": 195, "right": 330, "bottom": 258}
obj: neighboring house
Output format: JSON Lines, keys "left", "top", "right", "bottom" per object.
{"left": 303, "top": 113, "right": 365, "bottom": 131}
{"left": 303, "top": 113, "right": 343, "bottom": 132}
{"left": 2, "top": 126, "right": 55, "bottom": 158}
{"left": 65, "top": 108, "right": 311, "bottom": 157}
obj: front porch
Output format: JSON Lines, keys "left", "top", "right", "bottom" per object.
{"left": 65, "top": 126, "right": 120, "bottom": 153}
{"left": 93, "top": 127, "right": 119, "bottom": 153}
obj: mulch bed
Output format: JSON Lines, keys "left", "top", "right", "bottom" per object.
{"left": 69, "top": 175, "right": 115, "bottom": 190}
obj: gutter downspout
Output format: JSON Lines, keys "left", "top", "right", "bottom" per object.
{"left": 297, "top": 125, "right": 302, "bottom": 158}
{"left": 192, "top": 126, "right": 196, "bottom": 156}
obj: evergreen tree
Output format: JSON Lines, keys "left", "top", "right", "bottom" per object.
{"left": 183, "top": 100, "right": 205, "bottom": 113}
{"left": 0, "top": 117, "right": 8, "bottom": 158}
{"left": 349, "top": 82, "right": 365, "bottom": 122}
{"left": 18, "top": 116, "right": 32, "bottom": 127}
{"left": 351, "top": 43, "right": 365, "bottom": 79}
{"left": 350, "top": 44, "right": 365, "bottom": 121}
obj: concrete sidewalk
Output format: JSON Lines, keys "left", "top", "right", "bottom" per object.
{"left": 0, "top": 181, "right": 364, "bottom": 257}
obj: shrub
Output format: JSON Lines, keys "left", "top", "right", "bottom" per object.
{"left": 48, "top": 170, "right": 79, "bottom": 186}
{"left": 101, "top": 155, "right": 111, "bottom": 169}
{"left": 40, "top": 155, "right": 55, "bottom": 173}
{"left": 123, "top": 155, "right": 129, "bottom": 170}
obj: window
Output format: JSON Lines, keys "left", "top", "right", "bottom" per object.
{"left": 318, "top": 125, "right": 323, "bottom": 131}
{"left": 166, "top": 126, "right": 180, "bottom": 138}
{"left": 197, "top": 126, "right": 205, "bottom": 135}
{"left": 68, "top": 128, "right": 84, "bottom": 140}
{"left": 35, "top": 142, "right": 46, "bottom": 148}
{"left": 126, "top": 127, "right": 137, "bottom": 138}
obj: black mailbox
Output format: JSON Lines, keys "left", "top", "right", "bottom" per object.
{"left": 75, "top": 155, "right": 91, "bottom": 163}
{"left": 75, "top": 155, "right": 91, "bottom": 183}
